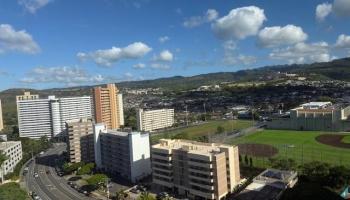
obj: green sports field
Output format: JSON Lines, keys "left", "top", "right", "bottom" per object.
{"left": 230, "top": 129, "right": 350, "bottom": 167}
{"left": 151, "top": 120, "right": 253, "bottom": 144}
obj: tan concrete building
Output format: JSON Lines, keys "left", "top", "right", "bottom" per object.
{"left": 152, "top": 139, "right": 241, "bottom": 200}
{"left": 267, "top": 102, "right": 350, "bottom": 131}
{"left": 16, "top": 91, "right": 39, "bottom": 101}
{"left": 0, "top": 99, "right": 3, "bottom": 131}
{"left": 66, "top": 118, "right": 95, "bottom": 163}
{"left": 93, "top": 84, "right": 124, "bottom": 130}
{"left": 137, "top": 108, "right": 174, "bottom": 132}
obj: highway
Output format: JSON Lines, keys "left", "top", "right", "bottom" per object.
{"left": 23, "top": 143, "right": 96, "bottom": 200}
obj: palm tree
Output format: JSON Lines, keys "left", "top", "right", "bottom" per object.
{"left": 0, "top": 151, "right": 9, "bottom": 182}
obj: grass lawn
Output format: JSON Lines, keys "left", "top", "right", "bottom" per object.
{"left": 230, "top": 129, "right": 350, "bottom": 167}
{"left": 151, "top": 120, "right": 253, "bottom": 144}
{"left": 341, "top": 135, "right": 350, "bottom": 143}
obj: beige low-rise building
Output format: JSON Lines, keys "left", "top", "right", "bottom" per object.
{"left": 151, "top": 139, "right": 240, "bottom": 200}
{"left": 66, "top": 118, "right": 95, "bottom": 163}
{"left": 0, "top": 141, "right": 22, "bottom": 182}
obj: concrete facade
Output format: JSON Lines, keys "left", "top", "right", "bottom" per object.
{"left": 0, "top": 141, "right": 22, "bottom": 181}
{"left": 137, "top": 109, "right": 174, "bottom": 132}
{"left": 94, "top": 126, "right": 151, "bottom": 183}
{"left": 151, "top": 139, "right": 241, "bottom": 200}
{"left": 66, "top": 118, "right": 95, "bottom": 163}
{"left": 93, "top": 84, "right": 124, "bottom": 130}
{"left": 17, "top": 92, "right": 93, "bottom": 139}
{"left": 267, "top": 102, "right": 350, "bottom": 131}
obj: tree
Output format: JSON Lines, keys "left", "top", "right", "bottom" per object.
{"left": 63, "top": 162, "right": 85, "bottom": 174}
{"left": 244, "top": 155, "right": 248, "bottom": 166}
{"left": 239, "top": 155, "right": 242, "bottom": 163}
{"left": 115, "top": 189, "right": 129, "bottom": 200}
{"left": 0, "top": 182, "right": 28, "bottom": 200}
{"left": 137, "top": 192, "right": 155, "bottom": 200}
{"left": 0, "top": 151, "right": 8, "bottom": 182}
{"left": 249, "top": 157, "right": 253, "bottom": 167}
{"left": 216, "top": 126, "right": 225, "bottom": 134}
{"left": 77, "top": 163, "right": 95, "bottom": 175}
{"left": 87, "top": 174, "right": 108, "bottom": 189}
{"left": 269, "top": 158, "right": 297, "bottom": 170}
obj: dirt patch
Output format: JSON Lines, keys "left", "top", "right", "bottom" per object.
{"left": 316, "top": 134, "right": 350, "bottom": 149}
{"left": 238, "top": 143, "right": 278, "bottom": 157}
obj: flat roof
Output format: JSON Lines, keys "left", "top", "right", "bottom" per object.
{"left": 235, "top": 185, "right": 283, "bottom": 200}
{"left": 301, "top": 102, "right": 331, "bottom": 107}
{"left": 153, "top": 139, "right": 233, "bottom": 156}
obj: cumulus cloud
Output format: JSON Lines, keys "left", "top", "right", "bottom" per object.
{"left": 20, "top": 66, "right": 116, "bottom": 86}
{"left": 269, "top": 42, "right": 332, "bottom": 64}
{"left": 153, "top": 50, "right": 173, "bottom": 62}
{"left": 212, "top": 6, "right": 266, "bottom": 40}
{"left": 183, "top": 9, "right": 218, "bottom": 28}
{"left": 159, "top": 36, "right": 170, "bottom": 43}
{"left": 77, "top": 42, "right": 151, "bottom": 67}
{"left": 18, "top": 0, "right": 52, "bottom": 14}
{"left": 0, "top": 24, "right": 40, "bottom": 54}
{"left": 316, "top": 0, "right": 350, "bottom": 21}
{"left": 316, "top": 3, "right": 333, "bottom": 21}
{"left": 257, "top": 25, "right": 308, "bottom": 48}
{"left": 133, "top": 63, "right": 146, "bottom": 69}
{"left": 335, "top": 34, "right": 350, "bottom": 49}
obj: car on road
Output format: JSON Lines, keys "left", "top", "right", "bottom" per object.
{"left": 31, "top": 191, "right": 42, "bottom": 200}
{"left": 156, "top": 192, "right": 170, "bottom": 200}
{"left": 130, "top": 187, "right": 140, "bottom": 194}
{"left": 34, "top": 172, "right": 39, "bottom": 178}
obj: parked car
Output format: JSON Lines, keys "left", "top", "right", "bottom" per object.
{"left": 34, "top": 173, "right": 39, "bottom": 178}
{"left": 130, "top": 187, "right": 140, "bottom": 194}
{"left": 157, "top": 192, "right": 170, "bottom": 200}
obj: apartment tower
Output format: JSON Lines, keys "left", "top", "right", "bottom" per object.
{"left": 152, "top": 139, "right": 241, "bottom": 200}
{"left": 137, "top": 108, "right": 174, "bottom": 132}
{"left": 93, "top": 84, "right": 124, "bottom": 129}
{"left": 66, "top": 118, "right": 95, "bottom": 163}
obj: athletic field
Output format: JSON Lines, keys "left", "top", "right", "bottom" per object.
{"left": 230, "top": 130, "right": 350, "bottom": 167}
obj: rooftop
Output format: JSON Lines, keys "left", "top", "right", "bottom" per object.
{"left": 0, "top": 141, "right": 21, "bottom": 150}
{"left": 104, "top": 130, "right": 144, "bottom": 137}
{"left": 153, "top": 139, "right": 233, "bottom": 156}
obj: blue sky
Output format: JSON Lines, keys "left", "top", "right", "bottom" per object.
{"left": 0, "top": 0, "right": 350, "bottom": 90}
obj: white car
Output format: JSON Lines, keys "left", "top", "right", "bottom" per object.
{"left": 34, "top": 172, "right": 39, "bottom": 178}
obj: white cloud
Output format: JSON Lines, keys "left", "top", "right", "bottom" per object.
{"left": 153, "top": 50, "right": 173, "bottom": 62}
{"left": 212, "top": 6, "right": 266, "bottom": 40}
{"left": 77, "top": 42, "right": 152, "bottom": 67}
{"left": 333, "top": 0, "right": 350, "bottom": 17}
{"left": 316, "top": 3, "right": 333, "bottom": 21}
{"left": 238, "top": 55, "right": 257, "bottom": 65}
{"left": 335, "top": 34, "right": 350, "bottom": 49}
{"left": 150, "top": 63, "right": 171, "bottom": 70}
{"left": 0, "top": 24, "right": 40, "bottom": 54}
{"left": 269, "top": 42, "right": 332, "bottom": 64}
{"left": 18, "top": 0, "right": 52, "bottom": 14}
{"left": 133, "top": 63, "right": 146, "bottom": 69}
{"left": 159, "top": 36, "right": 170, "bottom": 43}
{"left": 315, "top": 0, "right": 350, "bottom": 21}
{"left": 20, "top": 66, "right": 115, "bottom": 86}
{"left": 183, "top": 9, "right": 219, "bottom": 28}
{"left": 257, "top": 25, "right": 308, "bottom": 48}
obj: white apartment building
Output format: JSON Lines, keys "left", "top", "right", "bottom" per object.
{"left": 137, "top": 109, "right": 174, "bottom": 132}
{"left": 17, "top": 92, "right": 93, "bottom": 139}
{"left": 94, "top": 124, "right": 152, "bottom": 183}
{"left": 117, "top": 94, "right": 125, "bottom": 126}
{"left": 0, "top": 141, "right": 22, "bottom": 182}
{"left": 0, "top": 99, "right": 3, "bottom": 131}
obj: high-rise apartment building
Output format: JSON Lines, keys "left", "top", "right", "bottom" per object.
{"left": 93, "top": 84, "right": 124, "bottom": 130}
{"left": 0, "top": 99, "right": 3, "bottom": 131}
{"left": 16, "top": 91, "right": 39, "bottom": 101}
{"left": 66, "top": 118, "right": 95, "bottom": 163}
{"left": 137, "top": 109, "right": 174, "bottom": 132}
{"left": 17, "top": 92, "right": 93, "bottom": 139}
{"left": 0, "top": 141, "right": 22, "bottom": 182}
{"left": 94, "top": 124, "right": 151, "bottom": 183}
{"left": 151, "top": 139, "right": 241, "bottom": 200}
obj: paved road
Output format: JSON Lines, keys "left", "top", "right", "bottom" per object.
{"left": 24, "top": 143, "right": 95, "bottom": 200}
